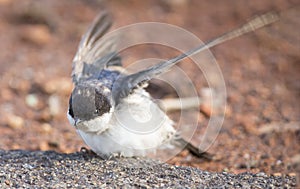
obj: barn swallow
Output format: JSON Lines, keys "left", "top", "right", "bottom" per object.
{"left": 67, "top": 12, "right": 278, "bottom": 159}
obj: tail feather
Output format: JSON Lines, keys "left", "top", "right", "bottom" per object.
{"left": 174, "top": 138, "right": 214, "bottom": 160}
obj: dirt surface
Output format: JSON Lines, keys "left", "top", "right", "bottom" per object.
{"left": 0, "top": 150, "right": 297, "bottom": 188}
{"left": 0, "top": 0, "right": 299, "bottom": 180}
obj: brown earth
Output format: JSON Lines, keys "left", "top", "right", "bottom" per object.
{"left": 0, "top": 0, "right": 299, "bottom": 179}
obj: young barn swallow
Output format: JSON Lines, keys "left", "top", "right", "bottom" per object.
{"left": 67, "top": 12, "right": 278, "bottom": 159}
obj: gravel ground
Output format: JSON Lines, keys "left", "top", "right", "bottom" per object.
{"left": 0, "top": 0, "right": 299, "bottom": 184}
{"left": 0, "top": 150, "right": 297, "bottom": 188}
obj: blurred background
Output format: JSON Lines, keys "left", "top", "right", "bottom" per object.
{"left": 0, "top": 0, "right": 299, "bottom": 175}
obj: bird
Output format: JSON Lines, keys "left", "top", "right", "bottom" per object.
{"left": 67, "top": 11, "right": 278, "bottom": 160}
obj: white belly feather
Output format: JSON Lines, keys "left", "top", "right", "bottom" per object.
{"left": 72, "top": 89, "right": 176, "bottom": 158}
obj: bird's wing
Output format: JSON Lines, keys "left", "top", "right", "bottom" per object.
{"left": 112, "top": 12, "right": 279, "bottom": 104}
{"left": 72, "top": 12, "right": 121, "bottom": 83}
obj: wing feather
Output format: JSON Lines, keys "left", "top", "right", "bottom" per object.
{"left": 112, "top": 12, "right": 279, "bottom": 103}
{"left": 72, "top": 12, "right": 121, "bottom": 83}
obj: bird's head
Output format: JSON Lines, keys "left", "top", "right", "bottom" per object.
{"left": 68, "top": 83, "right": 112, "bottom": 124}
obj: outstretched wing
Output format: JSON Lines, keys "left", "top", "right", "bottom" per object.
{"left": 112, "top": 12, "right": 279, "bottom": 104}
{"left": 72, "top": 12, "right": 121, "bottom": 83}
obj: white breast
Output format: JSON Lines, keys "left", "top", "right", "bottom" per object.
{"left": 75, "top": 89, "right": 176, "bottom": 158}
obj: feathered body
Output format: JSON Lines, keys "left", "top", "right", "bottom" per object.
{"left": 67, "top": 12, "right": 278, "bottom": 159}
{"left": 68, "top": 67, "right": 176, "bottom": 158}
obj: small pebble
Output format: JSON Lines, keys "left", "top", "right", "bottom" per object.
{"left": 7, "top": 114, "right": 24, "bottom": 129}
{"left": 200, "top": 103, "right": 212, "bottom": 117}
{"left": 25, "top": 94, "right": 39, "bottom": 109}
{"left": 5, "top": 180, "right": 10, "bottom": 185}
{"left": 287, "top": 173, "right": 296, "bottom": 177}
{"left": 39, "top": 109, "right": 52, "bottom": 122}
{"left": 9, "top": 79, "right": 30, "bottom": 93}
{"left": 11, "top": 144, "right": 20, "bottom": 150}
{"left": 48, "top": 95, "right": 61, "bottom": 116}
{"left": 272, "top": 173, "right": 282, "bottom": 177}
{"left": 43, "top": 77, "right": 73, "bottom": 95}
{"left": 243, "top": 153, "right": 250, "bottom": 159}
{"left": 20, "top": 25, "right": 51, "bottom": 46}
{"left": 276, "top": 160, "right": 283, "bottom": 166}
{"left": 255, "top": 172, "right": 267, "bottom": 177}
{"left": 39, "top": 141, "right": 49, "bottom": 151}
{"left": 41, "top": 123, "right": 53, "bottom": 134}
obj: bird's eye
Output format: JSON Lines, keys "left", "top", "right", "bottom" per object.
{"left": 94, "top": 109, "right": 99, "bottom": 114}
{"left": 68, "top": 96, "right": 74, "bottom": 117}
